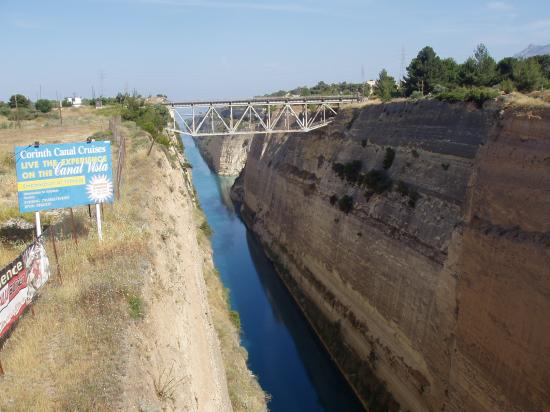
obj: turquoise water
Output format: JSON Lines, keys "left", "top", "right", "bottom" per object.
{"left": 182, "top": 135, "right": 364, "bottom": 412}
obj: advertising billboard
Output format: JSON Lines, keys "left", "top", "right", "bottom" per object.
{"left": 15, "top": 141, "right": 114, "bottom": 213}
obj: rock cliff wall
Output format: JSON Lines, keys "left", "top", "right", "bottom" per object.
{"left": 194, "top": 135, "right": 250, "bottom": 175}
{"left": 234, "top": 100, "right": 550, "bottom": 412}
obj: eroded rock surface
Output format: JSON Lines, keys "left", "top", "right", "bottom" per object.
{"left": 194, "top": 135, "right": 251, "bottom": 175}
{"left": 234, "top": 100, "right": 550, "bottom": 412}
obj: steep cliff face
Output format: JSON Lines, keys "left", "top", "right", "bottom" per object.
{"left": 234, "top": 100, "right": 550, "bottom": 412}
{"left": 194, "top": 135, "right": 250, "bottom": 175}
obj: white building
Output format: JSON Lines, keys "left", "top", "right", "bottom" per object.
{"left": 65, "top": 96, "right": 83, "bottom": 107}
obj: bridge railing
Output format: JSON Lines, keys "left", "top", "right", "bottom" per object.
{"left": 165, "top": 96, "right": 361, "bottom": 137}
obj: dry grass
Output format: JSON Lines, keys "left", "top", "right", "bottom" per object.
{"left": 195, "top": 210, "right": 268, "bottom": 412}
{"left": 499, "top": 91, "right": 550, "bottom": 108}
{"left": 0, "top": 110, "right": 267, "bottom": 411}
{"left": 0, "top": 116, "right": 151, "bottom": 410}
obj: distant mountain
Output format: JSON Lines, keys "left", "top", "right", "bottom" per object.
{"left": 514, "top": 44, "right": 550, "bottom": 58}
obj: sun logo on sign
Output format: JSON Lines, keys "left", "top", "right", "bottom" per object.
{"left": 86, "top": 174, "right": 113, "bottom": 203}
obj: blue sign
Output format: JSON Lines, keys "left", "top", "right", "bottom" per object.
{"left": 15, "top": 141, "right": 114, "bottom": 213}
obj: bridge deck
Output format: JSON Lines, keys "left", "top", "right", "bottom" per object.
{"left": 165, "top": 95, "right": 361, "bottom": 107}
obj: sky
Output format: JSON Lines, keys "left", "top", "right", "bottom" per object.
{"left": 1, "top": 0, "right": 549, "bottom": 101}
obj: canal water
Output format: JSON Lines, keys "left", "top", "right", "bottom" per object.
{"left": 182, "top": 136, "right": 364, "bottom": 412}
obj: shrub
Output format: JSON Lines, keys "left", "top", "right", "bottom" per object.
{"left": 8, "top": 108, "right": 38, "bottom": 121}
{"left": 127, "top": 294, "right": 144, "bottom": 319}
{"left": 35, "top": 99, "right": 53, "bottom": 113}
{"left": 436, "top": 87, "right": 499, "bottom": 107}
{"left": 441, "top": 163, "right": 450, "bottom": 170}
{"left": 433, "top": 84, "right": 448, "bottom": 94}
{"left": 338, "top": 195, "right": 354, "bottom": 214}
{"left": 332, "top": 160, "right": 363, "bottom": 183}
{"left": 410, "top": 91, "right": 424, "bottom": 100}
{"left": 9, "top": 94, "right": 30, "bottom": 108}
{"left": 0, "top": 106, "right": 10, "bottom": 117}
{"left": 383, "top": 148, "right": 395, "bottom": 169}
{"left": 363, "top": 169, "right": 393, "bottom": 194}
{"left": 122, "top": 98, "right": 171, "bottom": 146}
{"left": 61, "top": 99, "right": 73, "bottom": 107}
{"left": 499, "top": 79, "right": 515, "bottom": 94}
{"left": 329, "top": 194, "right": 338, "bottom": 205}
{"left": 408, "top": 189, "right": 420, "bottom": 208}
{"left": 200, "top": 220, "right": 213, "bottom": 237}
{"left": 411, "top": 149, "right": 419, "bottom": 158}
{"left": 229, "top": 310, "right": 241, "bottom": 330}
{"left": 396, "top": 180, "right": 409, "bottom": 196}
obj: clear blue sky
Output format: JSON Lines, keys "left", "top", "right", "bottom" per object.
{"left": 1, "top": 0, "right": 548, "bottom": 101}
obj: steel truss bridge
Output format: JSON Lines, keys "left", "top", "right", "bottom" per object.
{"left": 165, "top": 96, "right": 361, "bottom": 137}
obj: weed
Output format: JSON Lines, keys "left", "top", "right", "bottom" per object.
{"left": 329, "top": 194, "right": 338, "bottom": 205}
{"left": 441, "top": 163, "right": 450, "bottom": 171}
{"left": 229, "top": 310, "right": 241, "bottom": 330}
{"left": 411, "top": 149, "right": 419, "bottom": 158}
{"left": 200, "top": 220, "right": 213, "bottom": 237}
{"left": 127, "top": 294, "right": 144, "bottom": 319}
{"left": 153, "top": 364, "right": 186, "bottom": 402}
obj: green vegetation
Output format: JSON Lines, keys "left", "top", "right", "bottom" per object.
{"left": 35, "top": 99, "right": 53, "bottom": 113}
{"left": 332, "top": 160, "right": 363, "bottom": 183}
{"left": 436, "top": 87, "right": 499, "bottom": 106}
{"left": 200, "top": 220, "right": 213, "bottom": 237}
{"left": 363, "top": 170, "right": 393, "bottom": 194}
{"left": 382, "top": 148, "right": 395, "bottom": 169}
{"left": 374, "top": 69, "right": 398, "bottom": 101}
{"left": 229, "top": 310, "right": 241, "bottom": 330}
{"left": 395, "top": 180, "right": 420, "bottom": 208}
{"left": 9, "top": 94, "right": 30, "bottom": 108}
{"left": 266, "top": 80, "right": 367, "bottom": 97}
{"left": 121, "top": 96, "right": 171, "bottom": 146}
{"left": 403, "top": 44, "right": 549, "bottom": 100}
{"left": 127, "top": 294, "right": 145, "bottom": 319}
{"left": 338, "top": 195, "right": 354, "bottom": 214}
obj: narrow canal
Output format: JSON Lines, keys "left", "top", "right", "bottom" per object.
{"left": 182, "top": 135, "right": 364, "bottom": 412}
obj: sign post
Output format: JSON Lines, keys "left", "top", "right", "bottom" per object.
{"left": 96, "top": 203, "right": 103, "bottom": 241}
{"left": 35, "top": 211, "right": 41, "bottom": 237}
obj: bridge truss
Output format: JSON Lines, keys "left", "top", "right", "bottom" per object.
{"left": 165, "top": 96, "right": 360, "bottom": 137}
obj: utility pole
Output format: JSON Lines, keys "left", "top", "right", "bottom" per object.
{"left": 56, "top": 91, "right": 63, "bottom": 126}
{"left": 15, "top": 95, "right": 20, "bottom": 129}
{"left": 99, "top": 70, "right": 106, "bottom": 98}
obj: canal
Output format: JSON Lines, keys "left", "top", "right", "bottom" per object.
{"left": 182, "top": 135, "right": 364, "bottom": 412}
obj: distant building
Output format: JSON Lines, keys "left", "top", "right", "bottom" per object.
{"left": 365, "top": 80, "right": 376, "bottom": 96}
{"left": 65, "top": 96, "right": 83, "bottom": 107}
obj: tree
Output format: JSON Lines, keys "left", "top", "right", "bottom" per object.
{"left": 459, "top": 44, "right": 497, "bottom": 87}
{"left": 513, "top": 58, "right": 544, "bottom": 92}
{"left": 497, "top": 57, "right": 519, "bottom": 81}
{"left": 9, "top": 94, "right": 30, "bottom": 109}
{"left": 441, "top": 58, "right": 459, "bottom": 87}
{"left": 35, "top": 99, "right": 53, "bottom": 113}
{"left": 61, "top": 99, "right": 73, "bottom": 107}
{"left": 403, "top": 46, "right": 446, "bottom": 95}
{"left": 374, "top": 69, "right": 397, "bottom": 101}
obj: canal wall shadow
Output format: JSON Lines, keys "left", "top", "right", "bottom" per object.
{"left": 245, "top": 229, "right": 365, "bottom": 412}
